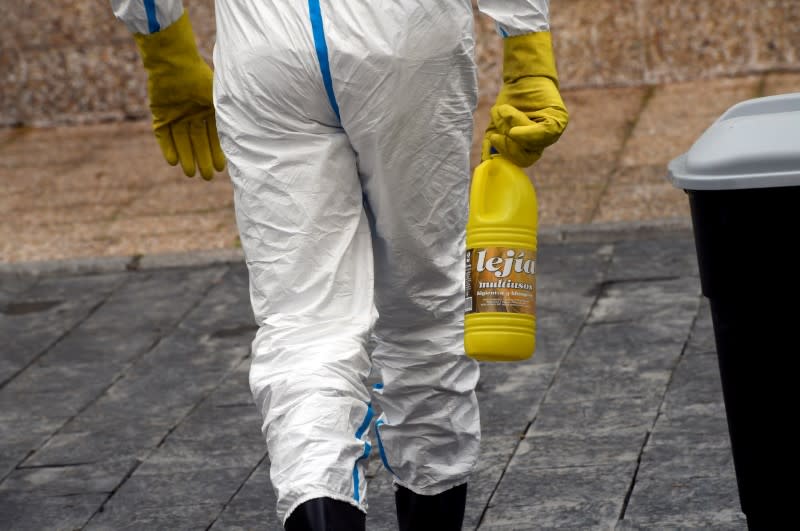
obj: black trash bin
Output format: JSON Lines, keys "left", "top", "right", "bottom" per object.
{"left": 668, "top": 93, "right": 800, "bottom": 530}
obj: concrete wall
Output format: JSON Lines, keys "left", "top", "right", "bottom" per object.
{"left": 2, "top": 0, "right": 799, "bottom": 127}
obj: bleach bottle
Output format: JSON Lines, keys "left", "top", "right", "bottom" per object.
{"left": 465, "top": 156, "right": 538, "bottom": 362}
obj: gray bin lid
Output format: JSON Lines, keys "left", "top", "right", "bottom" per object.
{"left": 667, "top": 92, "right": 800, "bottom": 190}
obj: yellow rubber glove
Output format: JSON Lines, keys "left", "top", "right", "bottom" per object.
{"left": 482, "top": 31, "right": 569, "bottom": 168}
{"left": 134, "top": 11, "right": 225, "bottom": 180}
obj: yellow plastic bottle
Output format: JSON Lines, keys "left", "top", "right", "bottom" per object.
{"left": 465, "top": 157, "right": 538, "bottom": 362}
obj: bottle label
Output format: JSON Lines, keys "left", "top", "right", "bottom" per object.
{"left": 465, "top": 247, "right": 536, "bottom": 315}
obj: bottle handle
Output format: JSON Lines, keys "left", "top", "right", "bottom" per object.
{"left": 472, "top": 158, "right": 491, "bottom": 208}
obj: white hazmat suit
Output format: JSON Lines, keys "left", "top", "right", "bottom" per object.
{"left": 111, "top": 0, "right": 550, "bottom": 524}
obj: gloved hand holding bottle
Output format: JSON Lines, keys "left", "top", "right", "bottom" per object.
{"left": 483, "top": 30, "right": 569, "bottom": 167}
{"left": 133, "top": 11, "right": 225, "bottom": 180}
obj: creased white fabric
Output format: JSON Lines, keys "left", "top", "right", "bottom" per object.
{"left": 478, "top": 0, "right": 550, "bottom": 36}
{"left": 213, "top": 0, "right": 482, "bottom": 523}
{"left": 109, "top": 0, "right": 183, "bottom": 34}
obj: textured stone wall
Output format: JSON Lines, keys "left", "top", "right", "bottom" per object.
{"left": 551, "top": 0, "right": 800, "bottom": 87}
{"left": 2, "top": 0, "right": 799, "bottom": 127}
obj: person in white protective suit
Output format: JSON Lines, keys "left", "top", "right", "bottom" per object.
{"left": 110, "top": 0, "right": 567, "bottom": 529}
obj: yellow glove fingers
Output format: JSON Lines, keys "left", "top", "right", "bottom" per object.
{"left": 154, "top": 126, "right": 179, "bottom": 166}
{"left": 135, "top": 12, "right": 221, "bottom": 178}
{"left": 189, "top": 118, "right": 214, "bottom": 180}
{"left": 492, "top": 104, "right": 526, "bottom": 129}
{"left": 488, "top": 133, "right": 542, "bottom": 168}
{"left": 172, "top": 122, "right": 197, "bottom": 177}
{"left": 208, "top": 119, "right": 226, "bottom": 172}
{"left": 484, "top": 32, "right": 568, "bottom": 168}
{"left": 508, "top": 108, "right": 568, "bottom": 150}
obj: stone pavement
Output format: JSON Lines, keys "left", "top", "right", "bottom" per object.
{"left": 0, "top": 230, "right": 746, "bottom": 530}
{"left": 3, "top": 72, "right": 800, "bottom": 264}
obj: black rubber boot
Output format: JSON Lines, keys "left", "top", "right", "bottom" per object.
{"left": 395, "top": 483, "right": 468, "bottom": 531}
{"left": 284, "top": 497, "right": 365, "bottom": 531}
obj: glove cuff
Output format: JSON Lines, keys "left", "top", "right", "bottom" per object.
{"left": 502, "top": 31, "right": 559, "bottom": 87}
{"left": 134, "top": 11, "right": 203, "bottom": 70}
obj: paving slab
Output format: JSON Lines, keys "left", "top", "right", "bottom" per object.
{"left": 587, "top": 277, "right": 700, "bottom": 326}
{"left": 0, "top": 233, "right": 746, "bottom": 529}
{"left": 0, "top": 492, "right": 109, "bottom": 531}
{"left": 532, "top": 395, "right": 660, "bottom": 436}
{"left": 477, "top": 362, "right": 556, "bottom": 437}
{"left": 617, "top": 301, "right": 745, "bottom": 529}
{"left": 605, "top": 234, "right": 699, "bottom": 282}
{"left": 619, "top": 475, "right": 745, "bottom": 530}
{"left": 85, "top": 502, "right": 224, "bottom": 531}
{"left": 508, "top": 428, "right": 646, "bottom": 469}
{"left": 210, "top": 460, "right": 282, "bottom": 531}
{"left": 560, "top": 320, "right": 690, "bottom": 373}
{"left": 0, "top": 460, "right": 138, "bottom": 497}
{"left": 481, "top": 463, "right": 637, "bottom": 529}
{"left": 684, "top": 299, "right": 717, "bottom": 356}
{"left": 0, "top": 272, "right": 125, "bottom": 387}
{"left": 103, "top": 467, "right": 253, "bottom": 511}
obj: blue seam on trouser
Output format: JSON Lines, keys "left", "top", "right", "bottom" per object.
{"left": 352, "top": 404, "right": 374, "bottom": 502}
{"left": 374, "top": 419, "right": 396, "bottom": 476}
{"left": 356, "top": 404, "right": 374, "bottom": 439}
{"left": 143, "top": 0, "right": 160, "bottom": 33}
{"left": 308, "top": 0, "right": 341, "bottom": 121}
